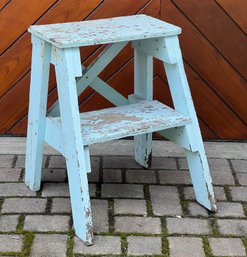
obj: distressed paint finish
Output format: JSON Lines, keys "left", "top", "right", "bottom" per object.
{"left": 45, "top": 100, "right": 191, "bottom": 151}
{"left": 132, "top": 49, "right": 153, "bottom": 168}
{"left": 25, "top": 35, "right": 51, "bottom": 191}
{"left": 53, "top": 46, "right": 93, "bottom": 245}
{"left": 134, "top": 35, "right": 217, "bottom": 210}
{"left": 26, "top": 14, "right": 217, "bottom": 245}
{"left": 162, "top": 36, "right": 217, "bottom": 211}
{"left": 48, "top": 42, "right": 128, "bottom": 117}
{"left": 28, "top": 15, "right": 181, "bottom": 48}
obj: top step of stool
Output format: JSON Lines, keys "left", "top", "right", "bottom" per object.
{"left": 28, "top": 14, "right": 181, "bottom": 48}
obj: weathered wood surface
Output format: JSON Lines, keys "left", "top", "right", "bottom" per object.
{"left": 29, "top": 15, "right": 181, "bottom": 48}
{"left": 0, "top": 0, "right": 246, "bottom": 139}
{"left": 47, "top": 100, "right": 191, "bottom": 146}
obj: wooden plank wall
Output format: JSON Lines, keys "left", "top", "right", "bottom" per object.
{"left": 0, "top": 0, "right": 246, "bottom": 139}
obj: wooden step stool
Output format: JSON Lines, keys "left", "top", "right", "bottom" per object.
{"left": 25, "top": 15, "right": 217, "bottom": 245}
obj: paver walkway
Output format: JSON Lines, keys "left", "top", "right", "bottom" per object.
{"left": 0, "top": 139, "right": 246, "bottom": 256}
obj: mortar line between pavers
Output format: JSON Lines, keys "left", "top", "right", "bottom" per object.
{"left": 177, "top": 186, "right": 189, "bottom": 216}
{"left": 242, "top": 237, "right": 247, "bottom": 256}
{"left": 121, "top": 169, "right": 126, "bottom": 184}
{"left": 154, "top": 169, "right": 160, "bottom": 184}
{"left": 21, "top": 231, "right": 35, "bottom": 257}
{"left": 66, "top": 217, "right": 75, "bottom": 257}
{"left": 174, "top": 157, "right": 180, "bottom": 170}
{"left": 143, "top": 184, "right": 153, "bottom": 217}
{"left": 45, "top": 155, "right": 51, "bottom": 169}
{"left": 120, "top": 234, "right": 128, "bottom": 256}
{"left": 161, "top": 217, "right": 169, "bottom": 257}
{"left": 108, "top": 199, "right": 115, "bottom": 233}
{"left": 2, "top": 211, "right": 247, "bottom": 221}
{"left": 227, "top": 158, "right": 239, "bottom": 184}
{"left": 45, "top": 197, "right": 52, "bottom": 215}
{"left": 223, "top": 185, "right": 233, "bottom": 201}
{"left": 0, "top": 197, "right": 4, "bottom": 213}
{"left": 98, "top": 156, "right": 104, "bottom": 184}
{"left": 201, "top": 236, "right": 213, "bottom": 257}
{"left": 12, "top": 154, "right": 18, "bottom": 168}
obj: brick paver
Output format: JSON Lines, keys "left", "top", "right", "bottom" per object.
{"left": 103, "top": 169, "right": 122, "bottom": 183}
{"left": 214, "top": 202, "right": 245, "bottom": 217}
{"left": 74, "top": 236, "right": 121, "bottom": 255}
{"left": 0, "top": 234, "right": 23, "bottom": 252}
{"left": 115, "top": 217, "right": 161, "bottom": 234}
{"left": 16, "top": 155, "right": 47, "bottom": 168}
{"left": 31, "top": 234, "right": 67, "bottom": 257}
{"left": 0, "top": 168, "right": 21, "bottom": 182}
{"left": 0, "top": 155, "right": 15, "bottom": 168}
{"left": 149, "top": 185, "right": 182, "bottom": 216}
{"left": 40, "top": 168, "right": 66, "bottom": 182}
{"left": 150, "top": 157, "right": 177, "bottom": 169}
{"left": 159, "top": 170, "right": 192, "bottom": 185}
{"left": 188, "top": 202, "right": 208, "bottom": 217}
{"left": 168, "top": 237, "right": 205, "bottom": 257}
{"left": 126, "top": 169, "right": 156, "bottom": 184}
{"left": 114, "top": 199, "right": 147, "bottom": 215}
{"left": 101, "top": 184, "right": 144, "bottom": 198}
{"left": 0, "top": 183, "right": 36, "bottom": 197}
{"left": 2, "top": 198, "right": 47, "bottom": 213}
{"left": 230, "top": 186, "right": 247, "bottom": 201}
{"left": 217, "top": 219, "right": 247, "bottom": 236}
{"left": 209, "top": 238, "right": 246, "bottom": 256}
{"left": 0, "top": 215, "right": 19, "bottom": 232}
{"left": 42, "top": 182, "right": 96, "bottom": 197}
{"left": 51, "top": 198, "right": 71, "bottom": 213}
{"left": 184, "top": 186, "right": 226, "bottom": 201}
{"left": 231, "top": 159, "right": 247, "bottom": 173}
{"left": 24, "top": 215, "right": 70, "bottom": 232}
{"left": 127, "top": 236, "right": 162, "bottom": 255}
{"left": 167, "top": 217, "right": 212, "bottom": 235}
{"left": 0, "top": 150, "right": 247, "bottom": 256}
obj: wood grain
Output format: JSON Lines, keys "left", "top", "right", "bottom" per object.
{"left": 172, "top": 0, "right": 247, "bottom": 80}
{"left": 0, "top": 0, "right": 58, "bottom": 54}
{"left": 0, "top": 0, "right": 10, "bottom": 10}
{"left": 153, "top": 75, "right": 218, "bottom": 139}
{"left": 161, "top": 0, "right": 247, "bottom": 124}
{"left": 0, "top": 0, "right": 104, "bottom": 97}
{"left": 216, "top": 0, "right": 247, "bottom": 34}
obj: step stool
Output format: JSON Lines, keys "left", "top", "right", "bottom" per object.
{"left": 25, "top": 15, "right": 217, "bottom": 245}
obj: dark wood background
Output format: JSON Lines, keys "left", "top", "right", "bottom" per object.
{"left": 0, "top": 0, "right": 246, "bottom": 139}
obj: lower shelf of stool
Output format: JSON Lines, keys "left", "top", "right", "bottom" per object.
{"left": 45, "top": 100, "right": 191, "bottom": 154}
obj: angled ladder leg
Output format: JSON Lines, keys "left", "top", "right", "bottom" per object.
{"left": 54, "top": 47, "right": 93, "bottom": 244}
{"left": 25, "top": 36, "right": 51, "bottom": 191}
{"left": 163, "top": 36, "right": 217, "bottom": 211}
{"left": 131, "top": 49, "right": 153, "bottom": 168}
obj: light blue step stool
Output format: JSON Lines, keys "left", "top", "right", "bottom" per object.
{"left": 25, "top": 15, "right": 217, "bottom": 245}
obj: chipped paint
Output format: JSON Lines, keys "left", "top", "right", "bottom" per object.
{"left": 28, "top": 15, "right": 181, "bottom": 48}
{"left": 206, "top": 182, "right": 217, "bottom": 212}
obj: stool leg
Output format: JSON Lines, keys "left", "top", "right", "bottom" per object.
{"left": 25, "top": 36, "right": 51, "bottom": 191}
{"left": 133, "top": 49, "right": 153, "bottom": 168}
{"left": 54, "top": 47, "right": 93, "bottom": 245}
{"left": 163, "top": 36, "right": 217, "bottom": 211}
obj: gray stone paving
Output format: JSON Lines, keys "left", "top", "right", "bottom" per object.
{"left": 0, "top": 143, "right": 246, "bottom": 256}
